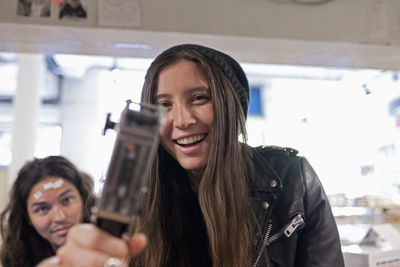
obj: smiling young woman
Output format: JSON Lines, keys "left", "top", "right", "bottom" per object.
{"left": 0, "top": 156, "right": 94, "bottom": 267}
{"left": 136, "top": 47, "right": 254, "bottom": 267}
{"left": 138, "top": 44, "right": 344, "bottom": 267}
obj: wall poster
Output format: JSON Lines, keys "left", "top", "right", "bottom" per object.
{"left": 17, "top": 0, "right": 51, "bottom": 17}
{"left": 58, "top": 0, "right": 88, "bottom": 20}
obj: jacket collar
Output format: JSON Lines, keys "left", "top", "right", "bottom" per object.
{"left": 247, "top": 146, "right": 283, "bottom": 194}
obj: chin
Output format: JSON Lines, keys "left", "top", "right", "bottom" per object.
{"left": 179, "top": 160, "right": 207, "bottom": 172}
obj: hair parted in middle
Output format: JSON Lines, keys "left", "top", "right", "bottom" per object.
{"left": 130, "top": 45, "right": 256, "bottom": 267}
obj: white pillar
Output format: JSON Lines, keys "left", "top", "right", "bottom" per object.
{"left": 7, "top": 53, "right": 44, "bottom": 186}
{"left": 60, "top": 67, "right": 103, "bottom": 181}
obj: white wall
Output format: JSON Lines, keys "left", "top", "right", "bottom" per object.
{"left": 2, "top": 0, "right": 400, "bottom": 45}
{"left": 2, "top": 1, "right": 400, "bottom": 70}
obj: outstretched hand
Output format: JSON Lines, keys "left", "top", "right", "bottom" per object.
{"left": 37, "top": 224, "right": 147, "bottom": 267}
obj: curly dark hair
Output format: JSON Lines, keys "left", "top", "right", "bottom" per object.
{"left": 0, "top": 155, "right": 94, "bottom": 267}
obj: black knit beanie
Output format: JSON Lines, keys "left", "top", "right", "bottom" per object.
{"left": 159, "top": 44, "right": 250, "bottom": 117}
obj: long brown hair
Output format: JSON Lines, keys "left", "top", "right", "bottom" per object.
{"left": 131, "top": 48, "right": 255, "bottom": 266}
{"left": 0, "top": 156, "right": 94, "bottom": 267}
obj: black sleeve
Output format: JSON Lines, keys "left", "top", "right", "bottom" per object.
{"left": 295, "top": 157, "right": 345, "bottom": 267}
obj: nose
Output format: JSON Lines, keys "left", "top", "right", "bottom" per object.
{"left": 52, "top": 206, "right": 66, "bottom": 222}
{"left": 173, "top": 104, "right": 196, "bottom": 129}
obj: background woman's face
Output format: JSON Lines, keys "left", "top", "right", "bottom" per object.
{"left": 27, "top": 177, "right": 83, "bottom": 250}
{"left": 156, "top": 60, "right": 214, "bottom": 173}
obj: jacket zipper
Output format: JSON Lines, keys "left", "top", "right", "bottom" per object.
{"left": 267, "top": 214, "right": 304, "bottom": 245}
{"left": 253, "top": 221, "right": 272, "bottom": 267}
{"left": 253, "top": 214, "right": 304, "bottom": 267}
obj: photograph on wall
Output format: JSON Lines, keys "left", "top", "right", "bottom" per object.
{"left": 59, "top": 0, "right": 87, "bottom": 20}
{"left": 16, "top": 0, "right": 51, "bottom": 17}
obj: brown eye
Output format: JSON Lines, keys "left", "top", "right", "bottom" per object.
{"left": 34, "top": 205, "right": 50, "bottom": 215}
{"left": 159, "top": 102, "right": 170, "bottom": 107}
{"left": 192, "top": 94, "right": 210, "bottom": 103}
{"left": 194, "top": 95, "right": 205, "bottom": 100}
{"left": 62, "top": 196, "right": 72, "bottom": 205}
{"left": 157, "top": 101, "right": 172, "bottom": 111}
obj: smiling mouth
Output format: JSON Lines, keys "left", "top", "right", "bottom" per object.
{"left": 175, "top": 134, "right": 206, "bottom": 146}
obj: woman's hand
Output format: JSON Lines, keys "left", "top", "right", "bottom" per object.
{"left": 37, "top": 223, "right": 147, "bottom": 267}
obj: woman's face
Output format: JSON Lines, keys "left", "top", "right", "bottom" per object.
{"left": 27, "top": 177, "right": 83, "bottom": 250}
{"left": 156, "top": 60, "right": 214, "bottom": 174}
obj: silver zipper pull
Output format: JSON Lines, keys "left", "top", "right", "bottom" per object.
{"left": 284, "top": 214, "right": 304, "bottom": 237}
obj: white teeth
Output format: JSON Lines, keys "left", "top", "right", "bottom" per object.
{"left": 176, "top": 135, "right": 205, "bottom": 145}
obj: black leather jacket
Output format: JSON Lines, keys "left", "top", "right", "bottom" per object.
{"left": 248, "top": 146, "right": 345, "bottom": 267}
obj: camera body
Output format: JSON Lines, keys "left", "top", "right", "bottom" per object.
{"left": 92, "top": 100, "right": 164, "bottom": 237}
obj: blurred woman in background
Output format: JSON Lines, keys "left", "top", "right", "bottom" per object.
{"left": 0, "top": 155, "right": 94, "bottom": 267}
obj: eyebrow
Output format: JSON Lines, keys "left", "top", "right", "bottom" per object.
{"left": 57, "top": 189, "right": 74, "bottom": 200}
{"left": 31, "top": 202, "right": 48, "bottom": 208}
{"left": 155, "top": 86, "right": 210, "bottom": 101}
{"left": 30, "top": 188, "right": 74, "bottom": 208}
